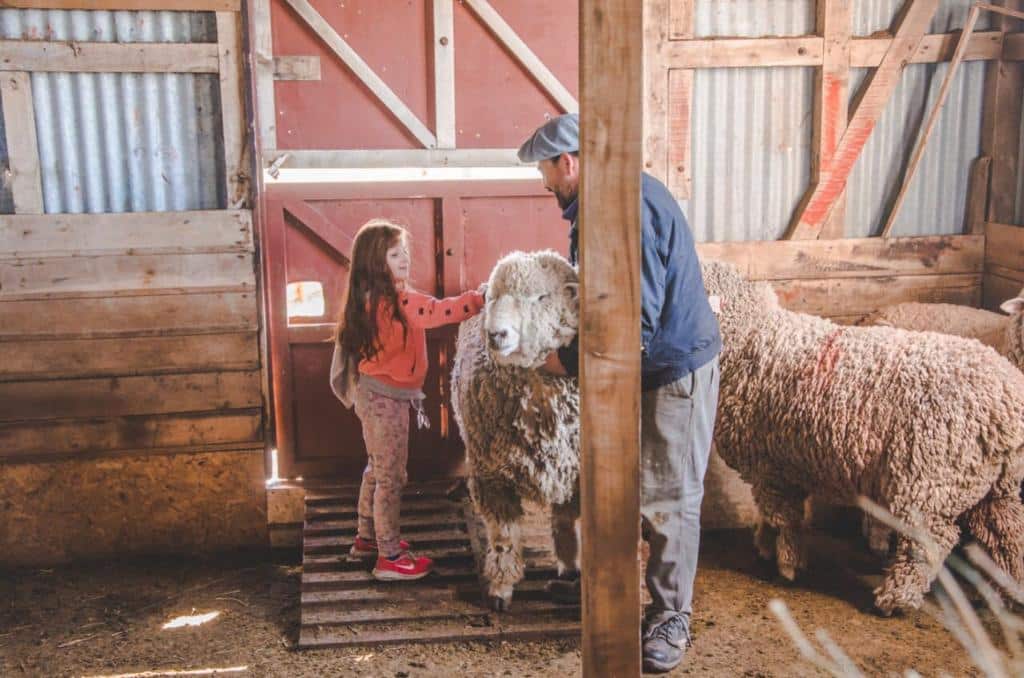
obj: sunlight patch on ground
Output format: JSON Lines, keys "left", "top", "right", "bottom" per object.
{"left": 161, "top": 611, "right": 221, "bottom": 630}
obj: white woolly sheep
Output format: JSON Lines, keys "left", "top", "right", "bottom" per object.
{"left": 856, "top": 290, "right": 1024, "bottom": 555}
{"left": 702, "top": 260, "right": 1024, "bottom": 615}
{"left": 860, "top": 290, "right": 1024, "bottom": 374}
{"left": 450, "top": 250, "right": 580, "bottom": 611}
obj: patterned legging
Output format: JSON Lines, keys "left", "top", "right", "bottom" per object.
{"left": 353, "top": 386, "right": 410, "bottom": 557}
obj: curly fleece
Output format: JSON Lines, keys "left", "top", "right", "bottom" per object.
{"left": 862, "top": 302, "right": 1024, "bottom": 373}
{"left": 702, "top": 260, "right": 1024, "bottom": 614}
{"left": 450, "top": 250, "right": 580, "bottom": 603}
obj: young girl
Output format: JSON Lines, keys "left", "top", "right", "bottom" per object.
{"left": 332, "top": 219, "right": 484, "bottom": 581}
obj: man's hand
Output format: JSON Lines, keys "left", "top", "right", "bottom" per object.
{"left": 540, "top": 350, "right": 568, "bottom": 376}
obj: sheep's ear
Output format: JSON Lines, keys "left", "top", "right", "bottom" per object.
{"left": 563, "top": 282, "right": 579, "bottom": 301}
{"left": 1000, "top": 296, "right": 1024, "bottom": 315}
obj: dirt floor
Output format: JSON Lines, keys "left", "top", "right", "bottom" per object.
{"left": 0, "top": 529, "right": 987, "bottom": 678}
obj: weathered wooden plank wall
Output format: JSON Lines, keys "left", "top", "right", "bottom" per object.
{"left": 0, "top": 1, "right": 265, "bottom": 566}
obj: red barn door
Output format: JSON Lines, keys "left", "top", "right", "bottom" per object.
{"left": 253, "top": 1, "right": 578, "bottom": 479}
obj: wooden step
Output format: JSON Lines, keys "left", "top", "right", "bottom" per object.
{"left": 303, "top": 528, "right": 470, "bottom": 553}
{"left": 302, "top": 600, "right": 579, "bottom": 626}
{"left": 298, "top": 619, "right": 580, "bottom": 649}
{"left": 303, "top": 478, "right": 456, "bottom": 498}
{"left": 299, "top": 576, "right": 568, "bottom": 607}
{"left": 305, "top": 485, "right": 454, "bottom": 505}
{"left": 297, "top": 484, "right": 572, "bottom": 650}
{"left": 302, "top": 559, "right": 558, "bottom": 589}
{"left": 303, "top": 511, "right": 467, "bottom": 534}
{"left": 301, "top": 587, "right": 466, "bottom": 607}
{"left": 302, "top": 564, "right": 478, "bottom": 590}
{"left": 302, "top": 545, "right": 475, "bottom": 570}
{"left": 305, "top": 498, "right": 455, "bottom": 519}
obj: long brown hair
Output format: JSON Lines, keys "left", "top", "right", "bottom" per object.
{"left": 336, "top": 219, "right": 409, "bottom": 360}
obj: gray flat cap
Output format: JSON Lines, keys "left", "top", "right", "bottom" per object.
{"left": 517, "top": 113, "right": 579, "bottom": 163}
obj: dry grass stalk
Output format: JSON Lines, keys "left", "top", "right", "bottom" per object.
{"left": 769, "top": 497, "right": 1024, "bottom": 677}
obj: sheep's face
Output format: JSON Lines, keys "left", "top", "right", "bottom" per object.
{"left": 484, "top": 250, "right": 579, "bottom": 369}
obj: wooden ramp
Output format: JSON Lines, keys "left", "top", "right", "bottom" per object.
{"left": 298, "top": 481, "right": 581, "bottom": 649}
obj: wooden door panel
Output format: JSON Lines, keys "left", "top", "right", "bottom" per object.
{"left": 289, "top": 341, "right": 362, "bottom": 477}
{"left": 270, "top": 0, "right": 432, "bottom": 150}
{"left": 260, "top": 0, "right": 578, "bottom": 156}
{"left": 256, "top": 0, "right": 580, "bottom": 479}
{"left": 309, "top": 198, "right": 438, "bottom": 300}
{"left": 270, "top": 195, "right": 442, "bottom": 478}
{"left": 460, "top": 194, "right": 569, "bottom": 286}
{"left": 265, "top": 182, "right": 562, "bottom": 480}
{"left": 454, "top": 2, "right": 578, "bottom": 148}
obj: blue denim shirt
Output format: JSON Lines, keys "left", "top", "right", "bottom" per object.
{"left": 558, "top": 173, "right": 721, "bottom": 391}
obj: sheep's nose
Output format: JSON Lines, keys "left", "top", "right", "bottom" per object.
{"left": 488, "top": 330, "right": 508, "bottom": 348}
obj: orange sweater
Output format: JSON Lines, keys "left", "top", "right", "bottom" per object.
{"left": 359, "top": 289, "right": 485, "bottom": 390}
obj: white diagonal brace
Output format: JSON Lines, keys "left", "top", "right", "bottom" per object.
{"left": 283, "top": 0, "right": 437, "bottom": 149}
{"left": 463, "top": 0, "right": 578, "bottom": 114}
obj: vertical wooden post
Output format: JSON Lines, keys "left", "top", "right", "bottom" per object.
{"left": 668, "top": 1, "right": 694, "bottom": 199}
{"left": 643, "top": 0, "right": 668, "bottom": 184}
{"left": 251, "top": 0, "right": 278, "bottom": 159}
{"left": 432, "top": 0, "right": 456, "bottom": 149}
{"left": 580, "top": 0, "right": 642, "bottom": 675}
{"left": 217, "top": 11, "right": 248, "bottom": 207}
{"left": 1, "top": 72, "right": 43, "bottom": 214}
{"left": 667, "top": 68, "right": 693, "bottom": 200}
{"left": 966, "top": 155, "right": 993, "bottom": 234}
{"left": 813, "top": 0, "right": 850, "bottom": 238}
{"left": 242, "top": 0, "right": 277, "bottom": 465}
{"left": 265, "top": 201, "right": 297, "bottom": 476}
{"left": 982, "top": 0, "right": 1024, "bottom": 224}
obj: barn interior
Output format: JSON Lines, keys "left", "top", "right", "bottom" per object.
{"left": 1, "top": 1, "right": 1023, "bottom": 676}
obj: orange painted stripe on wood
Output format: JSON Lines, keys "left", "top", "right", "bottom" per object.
{"left": 667, "top": 68, "right": 692, "bottom": 199}
{"left": 802, "top": 119, "right": 878, "bottom": 228}
{"left": 821, "top": 74, "right": 844, "bottom": 165}
{"left": 788, "top": 0, "right": 940, "bottom": 239}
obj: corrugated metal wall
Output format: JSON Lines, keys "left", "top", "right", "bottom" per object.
{"left": 688, "top": 1, "right": 815, "bottom": 242}
{"left": 852, "top": 0, "right": 993, "bottom": 35}
{"left": 845, "top": 60, "right": 986, "bottom": 237}
{"left": 693, "top": 0, "right": 814, "bottom": 37}
{"left": 0, "top": 9, "right": 223, "bottom": 214}
{"left": 688, "top": 0, "right": 996, "bottom": 241}
{"left": 847, "top": 0, "right": 988, "bottom": 236}
{"left": 2, "top": 5, "right": 1015, "bottom": 227}
{"left": 687, "top": 67, "right": 815, "bottom": 242}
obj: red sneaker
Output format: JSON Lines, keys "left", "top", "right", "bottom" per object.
{"left": 347, "top": 536, "right": 410, "bottom": 561}
{"left": 372, "top": 552, "right": 434, "bottom": 581}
